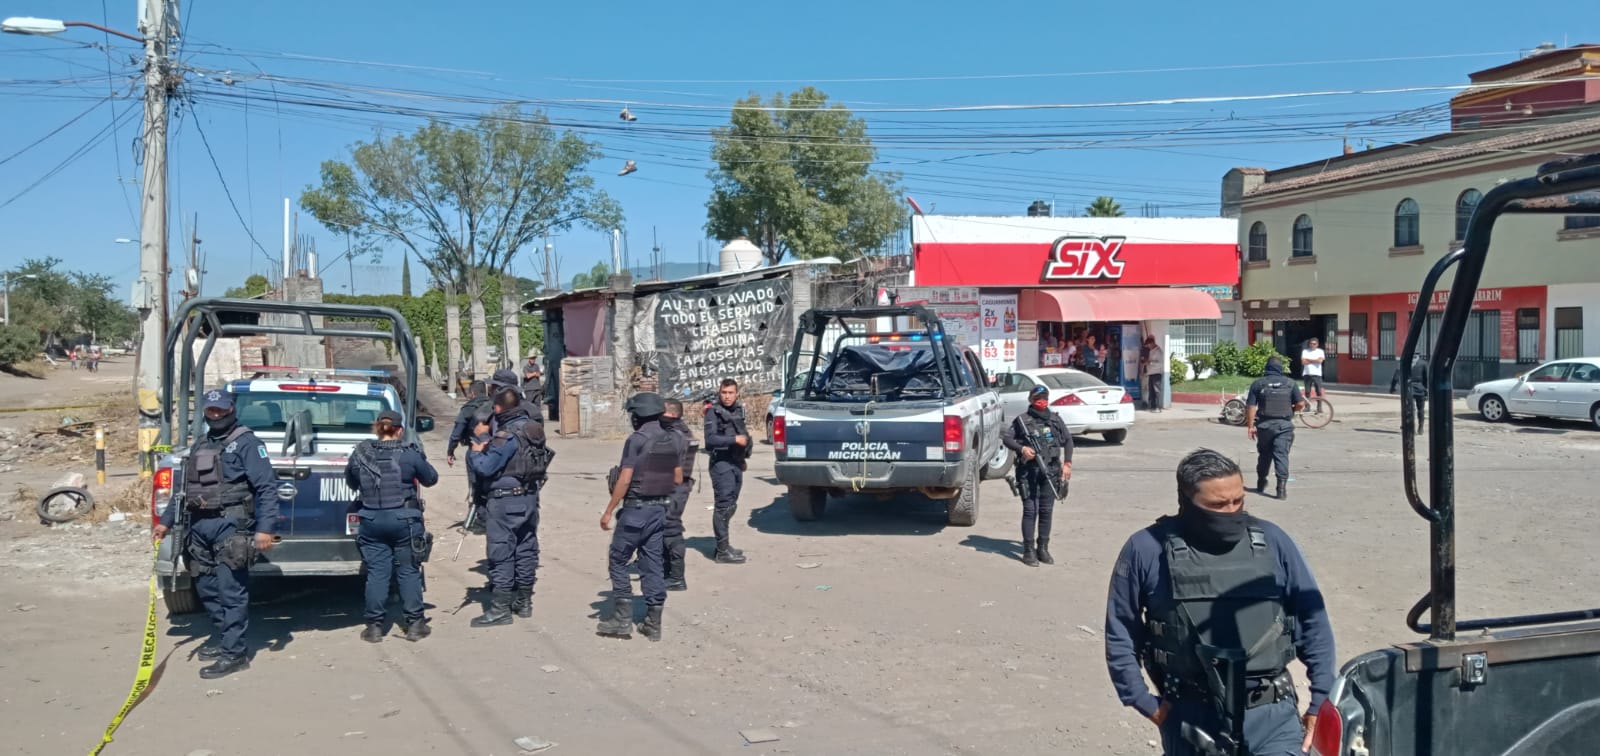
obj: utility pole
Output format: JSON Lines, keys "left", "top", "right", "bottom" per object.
{"left": 134, "top": 0, "right": 175, "bottom": 476}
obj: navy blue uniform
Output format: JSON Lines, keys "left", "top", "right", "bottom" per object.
{"left": 704, "top": 402, "right": 748, "bottom": 555}
{"left": 610, "top": 421, "right": 683, "bottom": 608}
{"left": 662, "top": 417, "right": 695, "bottom": 589}
{"left": 344, "top": 440, "right": 439, "bottom": 626}
{"left": 467, "top": 413, "right": 541, "bottom": 594}
{"left": 159, "top": 426, "right": 278, "bottom": 660}
{"left": 1246, "top": 371, "right": 1304, "bottom": 484}
{"left": 1105, "top": 518, "right": 1335, "bottom": 755}
{"left": 448, "top": 397, "right": 492, "bottom": 527}
{"left": 1001, "top": 409, "right": 1073, "bottom": 548}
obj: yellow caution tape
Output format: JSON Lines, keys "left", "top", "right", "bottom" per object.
{"left": 88, "top": 542, "right": 160, "bottom": 755}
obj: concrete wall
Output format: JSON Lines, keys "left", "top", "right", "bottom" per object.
{"left": 1547, "top": 283, "right": 1600, "bottom": 358}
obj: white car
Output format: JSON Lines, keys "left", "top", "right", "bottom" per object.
{"left": 1465, "top": 357, "right": 1600, "bottom": 430}
{"left": 995, "top": 368, "right": 1134, "bottom": 444}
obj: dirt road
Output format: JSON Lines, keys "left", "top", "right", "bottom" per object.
{"left": 3, "top": 389, "right": 1597, "bottom": 755}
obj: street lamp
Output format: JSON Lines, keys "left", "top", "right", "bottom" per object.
{"left": 1, "top": 16, "right": 143, "bottom": 42}
{"left": 3, "top": 272, "right": 39, "bottom": 326}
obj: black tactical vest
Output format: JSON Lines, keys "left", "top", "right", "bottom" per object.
{"left": 1257, "top": 377, "right": 1295, "bottom": 419}
{"left": 354, "top": 440, "right": 415, "bottom": 510}
{"left": 1020, "top": 412, "right": 1065, "bottom": 464}
{"left": 1144, "top": 523, "right": 1296, "bottom": 696}
{"left": 628, "top": 424, "right": 681, "bottom": 498}
{"left": 710, "top": 405, "right": 749, "bottom": 461}
{"left": 183, "top": 426, "right": 254, "bottom": 511}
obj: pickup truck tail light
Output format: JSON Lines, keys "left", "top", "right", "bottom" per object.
{"left": 151, "top": 465, "right": 174, "bottom": 523}
{"left": 1052, "top": 393, "right": 1084, "bottom": 406}
{"left": 772, "top": 416, "right": 786, "bottom": 452}
{"left": 943, "top": 416, "right": 964, "bottom": 453}
{"left": 1308, "top": 699, "right": 1343, "bottom": 755}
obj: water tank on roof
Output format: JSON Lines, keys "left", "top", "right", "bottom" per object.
{"left": 720, "top": 237, "right": 763, "bottom": 272}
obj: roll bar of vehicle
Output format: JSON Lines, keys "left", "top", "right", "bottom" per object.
{"left": 161, "top": 298, "right": 420, "bottom": 449}
{"left": 1399, "top": 153, "right": 1600, "bottom": 641}
{"left": 792, "top": 305, "right": 961, "bottom": 401}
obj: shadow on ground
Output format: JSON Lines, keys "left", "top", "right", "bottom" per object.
{"left": 164, "top": 576, "right": 369, "bottom": 654}
{"left": 746, "top": 491, "right": 951, "bottom": 537}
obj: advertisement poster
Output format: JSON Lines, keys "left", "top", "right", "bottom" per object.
{"left": 1112, "top": 323, "right": 1143, "bottom": 400}
{"left": 979, "top": 293, "right": 1019, "bottom": 377}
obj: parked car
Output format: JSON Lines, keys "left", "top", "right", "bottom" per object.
{"left": 1464, "top": 357, "right": 1600, "bottom": 429}
{"left": 993, "top": 368, "right": 1134, "bottom": 443}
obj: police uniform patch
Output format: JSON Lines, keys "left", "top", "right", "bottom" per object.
{"left": 225, "top": 441, "right": 239, "bottom": 454}
{"left": 206, "top": 390, "right": 223, "bottom": 402}
{"left": 257, "top": 445, "right": 268, "bottom": 458}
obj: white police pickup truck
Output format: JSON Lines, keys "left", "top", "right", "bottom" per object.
{"left": 153, "top": 298, "right": 434, "bottom": 614}
{"left": 772, "top": 306, "right": 1008, "bottom": 526}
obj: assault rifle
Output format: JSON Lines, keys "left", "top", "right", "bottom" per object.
{"left": 1012, "top": 417, "right": 1063, "bottom": 501}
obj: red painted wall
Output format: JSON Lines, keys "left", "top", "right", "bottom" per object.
{"left": 913, "top": 242, "right": 1239, "bottom": 288}
{"left": 1349, "top": 285, "right": 1547, "bottom": 369}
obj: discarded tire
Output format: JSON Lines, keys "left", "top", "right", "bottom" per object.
{"left": 36, "top": 486, "right": 95, "bottom": 523}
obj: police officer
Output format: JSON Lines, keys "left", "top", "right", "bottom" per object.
{"left": 152, "top": 389, "right": 278, "bottom": 679}
{"left": 446, "top": 380, "right": 491, "bottom": 534}
{"left": 660, "top": 398, "right": 697, "bottom": 591}
{"left": 521, "top": 350, "right": 546, "bottom": 420}
{"left": 466, "top": 383, "right": 550, "bottom": 626}
{"left": 489, "top": 367, "right": 541, "bottom": 424}
{"left": 1104, "top": 448, "right": 1335, "bottom": 756}
{"left": 1001, "top": 385, "right": 1073, "bottom": 567}
{"left": 597, "top": 392, "right": 684, "bottom": 641}
{"left": 704, "top": 378, "right": 750, "bottom": 564}
{"left": 1245, "top": 357, "right": 1305, "bottom": 500}
{"left": 1389, "top": 353, "right": 1429, "bottom": 431}
{"left": 346, "top": 410, "right": 440, "bottom": 643}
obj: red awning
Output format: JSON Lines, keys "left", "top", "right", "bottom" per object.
{"left": 1019, "top": 287, "right": 1221, "bottom": 322}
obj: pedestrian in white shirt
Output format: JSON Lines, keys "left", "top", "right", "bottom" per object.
{"left": 1300, "top": 338, "right": 1327, "bottom": 411}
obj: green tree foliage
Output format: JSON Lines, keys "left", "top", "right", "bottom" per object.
{"left": 706, "top": 87, "right": 905, "bottom": 265}
{"left": 0, "top": 325, "right": 38, "bottom": 368}
{"left": 223, "top": 274, "right": 271, "bottom": 299}
{"left": 1085, "top": 196, "right": 1124, "bottom": 217}
{"left": 323, "top": 274, "right": 543, "bottom": 368}
{"left": 5, "top": 257, "right": 137, "bottom": 346}
{"left": 1241, "top": 341, "right": 1282, "bottom": 377}
{"left": 570, "top": 261, "right": 610, "bottom": 290}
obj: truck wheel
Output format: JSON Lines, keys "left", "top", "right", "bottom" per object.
{"left": 163, "top": 586, "right": 202, "bottom": 615}
{"left": 1102, "top": 429, "right": 1128, "bottom": 444}
{"left": 946, "top": 454, "right": 981, "bottom": 527}
{"left": 980, "top": 447, "right": 1014, "bottom": 480}
{"left": 788, "top": 485, "right": 827, "bottom": 521}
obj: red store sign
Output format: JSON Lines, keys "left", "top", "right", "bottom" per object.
{"left": 914, "top": 238, "right": 1237, "bottom": 288}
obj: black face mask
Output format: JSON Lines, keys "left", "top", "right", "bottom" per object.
{"left": 631, "top": 413, "right": 660, "bottom": 431}
{"left": 206, "top": 413, "right": 237, "bottom": 437}
{"left": 1177, "top": 496, "right": 1249, "bottom": 551}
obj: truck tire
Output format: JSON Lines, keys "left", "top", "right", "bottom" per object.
{"left": 163, "top": 586, "right": 202, "bottom": 615}
{"left": 788, "top": 485, "right": 827, "bottom": 522}
{"left": 946, "top": 454, "right": 981, "bottom": 527}
{"left": 980, "top": 446, "right": 1014, "bottom": 481}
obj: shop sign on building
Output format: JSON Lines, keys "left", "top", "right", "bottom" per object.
{"left": 644, "top": 278, "right": 794, "bottom": 399}
{"left": 1407, "top": 288, "right": 1506, "bottom": 311}
{"left": 979, "top": 292, "right": 1018, "bottom": 375}
{"left": 1040, "top": 236, "right": 1126, "bottom": 282}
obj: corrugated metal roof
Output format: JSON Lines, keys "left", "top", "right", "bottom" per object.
{"left": 520, "top": 257, "right": 841, "bottom": 312}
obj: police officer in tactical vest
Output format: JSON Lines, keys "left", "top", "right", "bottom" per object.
{"left": 1104, "top": 449, "right": 1335, "bottom": 756}
{"left": 152, "top": 389, "right": 278, "bottom": 679}
{"left": 487, "top": 367, "right": 542, "bottom": 425}
{"left": 704, "top": 378, "right": 750, "bottom": 564}
{"left": 346, "top": 409, "right": 440, "bottom": 643}
{"left": 446, "top": 380, "right": 491, "bottom": 534}
{"left": 1245, "top": 358, "right": 1305, "bottom": 500}
{"left": 597, "top": 392, "right": 685, "bottom": 641}
{"left": 466, "top": 383, "right": 551, "bottom": 626}
{"left": 1001, "top": 385, "right": 1073, "bottom": 567}
{"left": 661, "top": 398, "right": 697, "bottom": 591}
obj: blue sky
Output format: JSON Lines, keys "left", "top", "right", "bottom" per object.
{"left": 1, "top": 0, "right": 1595, "bottom": 299}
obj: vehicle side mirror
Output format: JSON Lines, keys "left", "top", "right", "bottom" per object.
{"left": 415, "top": 415, "right": 435, "bottom": 432}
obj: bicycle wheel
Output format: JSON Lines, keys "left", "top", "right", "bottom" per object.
{"left": 1221, "top": 399, "right": 1246, "bottom": 426}
{"left": 1298, "top": 399, "right": 1334, "bottom": 428}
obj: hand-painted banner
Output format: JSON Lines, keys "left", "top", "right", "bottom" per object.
{"left": 648, "top": 278, "right": 794, "bottom": 401}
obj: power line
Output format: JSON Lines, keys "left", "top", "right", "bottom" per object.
{"left": 0, "top": 96, "right": 114, "bottom": 167}
{"left": 101, "top": 0, "right": 139, "bottom": 228}
{"left": 188, "top": 112, "right": 279, "bottom": 265}
{"left": 0, "top": 105, "right": 136, "bottom": 211}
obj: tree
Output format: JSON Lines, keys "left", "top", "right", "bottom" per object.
{"left": 571, "top": 261, "right": 610, "bottom": 290}
{"left": 224, "top": 274, "right": 271, "bottom": 299}
{"left": 0, "top": 325, "right": 37, "bottom": 369}
{"left": 3, "top": 258, "right": 137, "bottom": 347}
{"left": 401, "top": 256, "right": 413, "bottom": 297}
{"left": 301, "top": 106, "right": 623, "bottom": 378}
{"left": 1085, "top": 196, "right": 1125, "bottom": 217}
{"left": 706, "top": 87, "right": 905, "bottom": 266}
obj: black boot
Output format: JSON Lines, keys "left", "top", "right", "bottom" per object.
{"left": 196, "top": 640, "right": 224, "bottom": 660}
{"left": 1256, "top": 476, "right": 1268, "bottom": 493}
{"left": 1021, "top": 541, "right": 1039, "bottom": 567}
{"left": 1036, "top": 539, "right": 1055, "bottom": 565}
{"left": 512, "top": 585, "right": 534, "bottom": 618}
{"left": 596, "top": 595, "right": 634, "bottom": 638}
{"left": 471, "top": 590, "right": 515, "bottom": 627}
{"left": 714, "top": 539, "right": 747, "bottom": 564}
{"left": 402, "top": 618, "right": 432, "bottom": 642}
{"left": 199, "top": 655, "right": 249, "bottom": 679}
{"left": 1277, "top": 478, "right": 1289, "bottom": 500}
{"left": 637, "top": 605, "right": 663, "bottom": 642}
{"left": 360, "top": 622, "right": 385, "bottom": 643}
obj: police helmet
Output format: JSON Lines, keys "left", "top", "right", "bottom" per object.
{"left": 625, "top": 392, "right": 666, "bottom": 421}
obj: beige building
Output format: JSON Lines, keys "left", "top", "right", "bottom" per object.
{"left": 1223, "top": 44, "right": 1600, "bottom": 387}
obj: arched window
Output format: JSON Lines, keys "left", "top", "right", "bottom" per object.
{"left": 1455, "top": 189, "right": 1481, "bottom": 241}
{"left": 1247, "top": 221, "right": 1267, "bottom": 261}
{"left": 1394, "top": 198, "right": 1420, "bottom": 247}
{"left": 1291, "top": 215, "right": 1314, "bottom": 257}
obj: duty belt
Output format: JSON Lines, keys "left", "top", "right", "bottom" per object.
{"left": 488, "top": 487, "right": 530, "bottom": 498}
{"left": 1244, "top": 671, "right": 1296, "bottom": 709}
{"left": 622, "top": 497, "right": 670, "bottom": 509}
{"left": 187, "top": 504, "right": 252, "bottom": 520}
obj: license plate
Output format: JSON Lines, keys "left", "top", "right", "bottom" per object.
{"left": 346, "top": 514, "right": 360, "bottom": 536}
{"left": 1099, "top": 411, "right": 1117, "bottom": 421}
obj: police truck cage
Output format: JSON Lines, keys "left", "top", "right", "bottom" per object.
{"left": 789, "top": 305, "right": 967, "bottom": 403}
{"left": 159, "top": 298, "right": 421, "bottom": 451}
{"left": 1395, "top": 153, "right": 1600, "bottom": 642}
